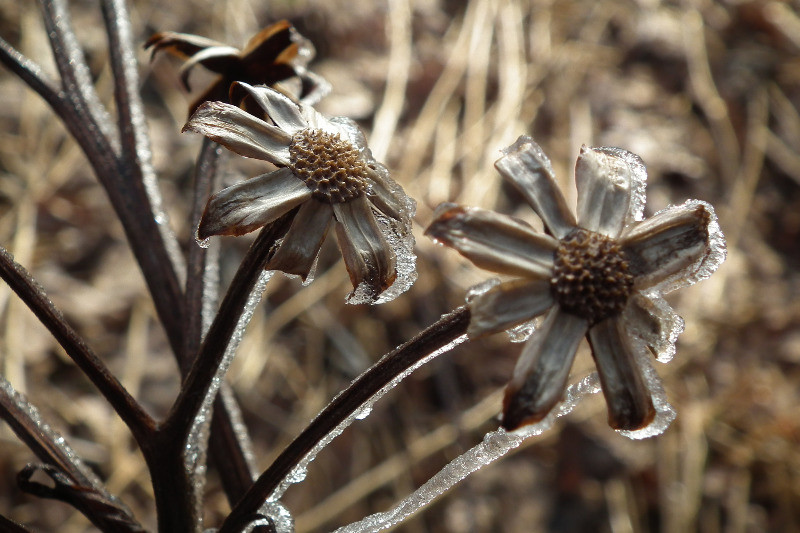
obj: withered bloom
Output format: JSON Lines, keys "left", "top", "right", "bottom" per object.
{"left": 145, "top": 21, "right": 328, "bottom": 117}
{"left": 426, "top": 136, "right": 726, "bottom": 432}
{"left": 184, "top": 83, "right": 416, "bottom": 304}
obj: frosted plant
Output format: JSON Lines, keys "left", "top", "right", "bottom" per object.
{"left": 184, "top": 82, "right": 417, "bottom": 303}
{"left": 0, "top": 0, "right": 733, "bottom": 531}
{"left": 427, "top": 136, "right": 726, "bottom": 432}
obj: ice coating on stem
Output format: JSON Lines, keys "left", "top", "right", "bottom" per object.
{"left": 0, "top": 376, "right": 123, "bottom": 504}
{"left": 184, "top": 271, "right": 273, "bottom": 510}
{"left": 267, "top": 333, "right": 469, "bottom": 502}
{"left": 334, "top": 374, "right": 601, "bottom": 533}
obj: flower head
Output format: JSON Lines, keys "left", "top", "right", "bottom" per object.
{"left": 145, "top": 21, "right": 329, "bottom": 117}
{"left": 183, "top": 82, "right": 416, "bottom": 304}
{"left": 426, "top": 136, "right": 725, "bottom": 433}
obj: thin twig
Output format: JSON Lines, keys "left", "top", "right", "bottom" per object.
{"left": 19, "top": 0, "right": 189, "bottom": 357}
{"left": 141, "top": 213, "right": 295, "bottom": 533}
{"left": 164, "top": 211, "right": 296, "bottom": 439}
{"left": 219, "top": 306, "right": 471, "bottom": 533}
{"left": 183, "top": 139, "right": 259, "bottom": 505}
{"left": 0, "top": 377, "right": 144, "bottom": 532}
{"left": 18, "top": 464, "right": 147, "bottom": 533}
{"left": 0, "top": 246, "right": 155, "bottom": 443}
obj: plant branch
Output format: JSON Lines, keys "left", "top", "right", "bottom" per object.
{"left": 219, "top": 306, "right": 471, "bottom": 533}
{"left": 0, "top": 246, "right": 155, "bottom": 443}
{"left": 163, "top": 211, "right": 296, "bottom": 439}
{"left": 18, "top": 464, "right": 147, "bottom": 532}
{"left": 183, "top": 139, "right": 259, "bottom": 505}
{"left": 20, "top": 0, "right": 188, "bottom": 357}
{"left": 0, "top": 377, "right": 144, "bottom": 532}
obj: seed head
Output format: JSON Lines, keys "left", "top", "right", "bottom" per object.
{"left": 289, "top": 129, "right": 369, "bottom": 204}
{"left": 551, "top": 229, "right": 634, "bottom": 324}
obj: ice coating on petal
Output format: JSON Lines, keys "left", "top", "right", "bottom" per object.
{"left": 333, "top": 374, "right": 600, "bottom": 533}
{"left": 346, "top": 211, "right": 417, "bottom": 305}
{"left": 650, "top": 200, "right": 727, "bottom": 294}
{"left": 268, "top": 332, "right": 469, "bottom": 502}
{"left": 624, "top": 292, "right": 685, "bottom": 363}
{"left": 465, "top": 278, "right": 501, "bottom": 302}
{"left": 596, "top": 147, "right": 648, "bottom": 226}
{"left": 507, "top": 319, "right": 536, "bottom": 343}
{"left": 618, "top": 335, "right": 676, "bottom": 439}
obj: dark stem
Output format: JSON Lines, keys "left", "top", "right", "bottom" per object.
{"left": 30, "top": 0, "right": 188, "bottom": 358}
{"left": 147, "top": 213, "right": 294, "bottom": 533}
{"left": 0, "top": 246, "right": 155, "bottom": 444}
{"left": 183, "top": 139, "right": 258, "bottom": 505}
{"left": 0, "top": 378, "right": 144, "bottom": 532}
{"left": 219, "top": 306, "right": 471, "bottom": 533}
{"left": 164, "top": 212, "right": 296, "bottom": 439}
{"left": 17, "top": 464, "right": 147, "bottom": 533}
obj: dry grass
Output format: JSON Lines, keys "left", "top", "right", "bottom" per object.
{"left": 1, "top": 0, "right": 799, "bottom": 531}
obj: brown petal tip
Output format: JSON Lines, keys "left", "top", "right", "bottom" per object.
{"left": 500, "top": 383, "right": 551, "bottom": 431}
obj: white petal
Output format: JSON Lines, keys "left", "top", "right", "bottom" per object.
{"left": 425, "top": 204, "right": 558, "bottom": 278}
{"left": 587, "top": 318, "right": 655, "bottom": 430}
{"left": 621, "top": 200, "right": 725, "bottom": 292}
{"left": 183, "top": 101, "right": 291, "bottom": 165}
{"left": 468, "top": 278, "right": 554, "bottom": 338}
{"left": 494, "top": 136, "right": 577, "bottom": 239}
{"left": 502, "top": 307, "right": 588, "bottom": 430}
{"left": 575, "top": 146, "right": 639, "bottom": 237}
{"left": 233, "top": 82, "right": 308, "bottom": 135}
{"left": 197, "top": 168, "right": 310, "bottom": 238}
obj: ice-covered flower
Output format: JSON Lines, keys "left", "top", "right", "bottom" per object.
{"left": 426, "top": 136, "right": 725, "bottom": 432}
{"left": 183, "top": 82, "right": 416, "bottom": 304}
{"left": 145, "top": 20, "right": 328, "bottom": 117}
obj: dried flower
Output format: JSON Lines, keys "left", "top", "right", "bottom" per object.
{"left": 183, "top": 82, "right": 416, "bottom": 304}
{"left": 426, "top": 136, "right": 726, "bottom": 432}
{"left": 145, "top": 21, "right": 328, "bottom": 117}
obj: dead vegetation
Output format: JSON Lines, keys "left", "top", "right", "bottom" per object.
{"left": 0, "top": 0, "right": 799, "bottom": 531}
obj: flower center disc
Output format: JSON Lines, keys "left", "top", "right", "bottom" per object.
{"left": 289, "top": 129, "right": 369, "bottom": 204}
{"left": 551, "top": 229, "right": 634, "bottom": 325}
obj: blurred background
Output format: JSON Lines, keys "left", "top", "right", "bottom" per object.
{"left": 1, "top": 0, "right": 799, "bottom": 531}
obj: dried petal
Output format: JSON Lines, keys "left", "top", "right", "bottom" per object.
{"left": 198, "top": 168, "right": 310, "bottom": 238}
{"left": 144, "top": 31, "right": 227, "bottom": 61}
{"left": 575, "top": 146, "right": 636, "bottom": 238}
{"left": 240, "top": 20, "right": 294, "bottom": 59}
{"left": 587, "top": 318, "right": 656, "bottom": 430}
{"left": 468, "top": 278, "right": 554, "bottom": 338}
{"left": 267, "top": 200, "right": 332, "bottom": 279}
{"left": 621, "top": 201, "right": 714, "bottom": 291}
{"left": 425, "top": 204, "right": 558, "bottom": 278}
{"left": 178, "top": 45, "right": 239, "bottom": 90}
{"left": 233, "top": 82, "right": 308, "bottom": 135}
{"left": 183, "top": 102, "right": 292, "bottom": 164}
{"left": 494, "top": 136, "right": 577, "bottom": 238}
{"left": 502, "top": 307, "right": 588, "bottom": 430}
{"left": 623, "top": 293, "right": 684, "bottom": 363}
{"left": 334, "top": 197, "right": 397, "bottom": 300}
